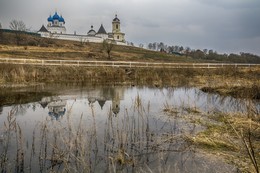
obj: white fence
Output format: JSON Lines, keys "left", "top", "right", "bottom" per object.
{"left": 0, "top": 57, "right": 259, "bottom": 69}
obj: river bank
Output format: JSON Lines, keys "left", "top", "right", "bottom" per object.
{"left": 0, "top": 63, "right": 259, "bottom": 99}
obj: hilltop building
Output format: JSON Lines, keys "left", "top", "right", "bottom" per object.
{"left": 38, "top": 11, "right": 126, "bottom": 45}
{"left": 47, "top": 12, "right": 66, "bottom": 34}
{"left": 110, "top": 15, "right": 125, "bottom": 42}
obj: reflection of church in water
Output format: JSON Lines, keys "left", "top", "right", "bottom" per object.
{"left": 39, "top": 87, "right": 124, "bottom": 119}
{"left": 87, "top": 87, "right": 124, "bottom": 116}
{"left": 48, "top": 100, "right": 66, "bottom": 119}
{"left": 39, "top": 96, "right": 67, "bottom": 120}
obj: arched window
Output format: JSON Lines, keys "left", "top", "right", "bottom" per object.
{"left": 117, "top": 35, "right": 119, "bottom": 39}
{"left": 116, "top": 24, "right": 118, "bottom": 29}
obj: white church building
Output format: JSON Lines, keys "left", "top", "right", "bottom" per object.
{"left": 38, "top": 11, "right": 126, "bottom": 45}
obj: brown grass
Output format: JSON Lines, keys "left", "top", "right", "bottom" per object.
{"left": 1, "top": 32, "right": 260, "bottom": 100}
{"left": 187, "top": 112, "right": 260, "bottom": 173}
{"left": 0, "top": 64, "right": 259, "bottom": 100}
{"left": 0, "top": 32, "right": 185, "bottom": 62}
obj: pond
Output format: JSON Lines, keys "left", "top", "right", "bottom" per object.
{"left": 0, "top": 85, "right": 259, "bottom": 172}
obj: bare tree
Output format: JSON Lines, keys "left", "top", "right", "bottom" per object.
{"left": 185, "top": 47, "right": 191, "bottom": 57}
{"left": 185, "top": 47, "right": 191, "bottom": 52}
{"left": 158, "top": 42, "right": 164, "bottom": 50}
{"left": 164, "top": 45, "right": 168, "bottom": 52}
{"left": 79, "top": 36, "right": 87, "bottom": 46}
{"left": 9, "top": 20, "right": 27, "bottom": 45}
{"left": 208, "top": 49, "right": 214, "bottom": 54}
{"left": 9, "top": 20, "right": 27, "bottom": 31}
{"left": 152, "top": 42, "right": 157, "bottom": 50}
{"left": 103, "top": 40, "right": 114, "bottom": 59}
{"left": 148, "top": 43, "right": 153, "bottom": 50}
{"left": 179, "top": 46, "right": 184, "bottom": 52}
{"left": 203, "top": 49, "right": 208, "bottom": 55}
{"left": 167, "top": 46, "right": 174, "bottom": 54}
{"left": 174, "top": 45, "right": 179, "bottom": 52}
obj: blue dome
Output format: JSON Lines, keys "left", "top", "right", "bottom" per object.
{"left": 53, "top": 12, "right": 60, "bottom": 20}
{"left": 59, "top": 16, "right": 65, "bottom": 23}
{"left": 47, "top": 15, "right": 53, "bottom": 22}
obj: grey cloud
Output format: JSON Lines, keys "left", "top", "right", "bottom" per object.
{"left": 196, "top": 0, "right": 260, "bottom": 9}
{"left": 132, "top": 18, "right": 160, "bottom": 28}
{"left": 0, "top": 0, "right": 260, "bottom": 55}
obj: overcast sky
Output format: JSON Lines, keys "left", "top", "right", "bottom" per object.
{"left": 0, "top": 0, "right": 260, "bottom": 55}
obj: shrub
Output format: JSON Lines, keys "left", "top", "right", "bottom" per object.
{"left": 27, "top": 40, "right": 38, "bottom": 46}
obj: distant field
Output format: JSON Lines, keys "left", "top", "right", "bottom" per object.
{"left": 0, "top": 43, "right": 194, "bottom": 62}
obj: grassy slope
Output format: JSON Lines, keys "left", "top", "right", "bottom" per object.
{"left": 0, "top": 32, "right": 203, "bottom": 62}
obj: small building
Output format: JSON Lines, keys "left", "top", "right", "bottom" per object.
{"left": 38, "top": 25, "right": 49, "bottom": 37}
{"left": 96, "top": 24, "right": 108, "bottom": 40}
{"left": 87, "top": 25, "right": 96, "bottom": 36}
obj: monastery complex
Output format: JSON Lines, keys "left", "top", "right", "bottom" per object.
{"left": 38, "top": 11, "right": 126, "bottom": 45}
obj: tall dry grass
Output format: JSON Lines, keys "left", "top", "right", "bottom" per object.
{"left": 0, "top": 96, "right": 204, "bottom": 173}
{"left": 1, "top": 64, "right": 259, "bottom": 90}
{"left": 178, "top": 101, "right": 260, "bottom": 173}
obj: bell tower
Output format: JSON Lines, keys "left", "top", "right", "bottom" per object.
{"left": 112, "top": 14, "right": 120, "bottom": 33}
{"left": 111, "top": 14, "right": 125, "bottom": 42}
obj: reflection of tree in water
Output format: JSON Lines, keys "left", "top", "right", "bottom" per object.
{"left": 12, "top": 104, "right": 27, "bottom": 116}
{"left": 0, "top": 106, "right": 3, "bottom": 115}
{"left": 32, "top": 103, "right": 36, "bottom": 112}
{"left": 196, "top": 89, "right": 255, "bottom": 113}
{"left": 88, "top": 97, "right": 96, "bottom": 106}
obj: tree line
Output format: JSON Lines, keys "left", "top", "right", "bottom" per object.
{"left": 146, "top": 42, "right": 260, "bottom": 63}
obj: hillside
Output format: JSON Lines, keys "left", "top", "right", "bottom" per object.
{"left": 0, "top": 31, "right": 172, "bottom": 62}
{"left": 1, "top": 31, "right": 260, "bottom": 63}
{"left": 0, "top": 31, "right": 211, "bottom": 63}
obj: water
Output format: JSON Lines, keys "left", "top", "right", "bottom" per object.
{"left": 0, "top": 85, "right": 258, "bottom": 172}
{"left": 1, "top": 85, "right": 258, "bottom": 119}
